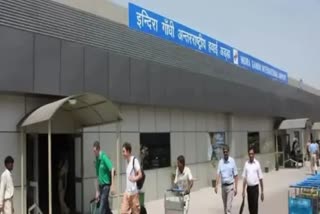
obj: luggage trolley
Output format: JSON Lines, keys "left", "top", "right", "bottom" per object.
{"left": 89, "top": 198, "right": 98, "bottom": 214}
{"left": 289, "top": 174, "right": 320, "bottom": 214}
{"left": 164, "top": 188, "right": 189, "bottom": 214}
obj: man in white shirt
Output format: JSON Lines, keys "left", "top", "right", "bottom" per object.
{"left": 242, "top": 148, "right": 264, "bottom": 214}
{"left": 0, "top": 156, "right": 14, "bottom": 214}
{"left": 174, "top": 155, "right": 193, "bottom": 214}
{"left": 121, "top": 142, "right": 142, "bottom": 214}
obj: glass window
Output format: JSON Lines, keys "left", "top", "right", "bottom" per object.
{"left": 140, "top": 133, "right": 171, "bottom": 170}
{"left": 248, "top": 132, "right": 260, "bottom": 153}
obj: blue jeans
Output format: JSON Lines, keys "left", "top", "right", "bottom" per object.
{"left": 99, "top": 184, "right": 113, "bottom": 214}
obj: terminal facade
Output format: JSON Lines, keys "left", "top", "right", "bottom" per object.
{"left": 0, "top": 0, "right": 320, "bottom": 213}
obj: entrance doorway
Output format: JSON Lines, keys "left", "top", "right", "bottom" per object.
{"left": 27, "top": 134, "right": 77, "bottom": 214}
{"left": 275, "top": 133, "right": 291, "bottom": 168}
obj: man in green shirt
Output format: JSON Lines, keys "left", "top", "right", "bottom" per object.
{"left": 93, "top": 141, "right": 115, "bottom": 214}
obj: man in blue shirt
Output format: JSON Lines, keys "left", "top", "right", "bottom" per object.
{"left": 309, "top": 141, "right": 319, "bottom": 174}
{"left": 215, "top": 145, "right": 238, "bottom": 214}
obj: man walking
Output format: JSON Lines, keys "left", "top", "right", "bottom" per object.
{"left": 242, "top": 148, "right": 264, "bottom": 214}
{"left": 93, "top": 141, "right": 115, "bottom": 214}
{"left": 215, "top": 145, "right": 238, "bottom": 214}
{"left": 121, "top": 142, "right": 142, "bottom": 214}
{"left": 0, "top": 156, "right": 15, "bottom": 214}
{"left": 309, "top": 141, "right": 319, "bottom": 174}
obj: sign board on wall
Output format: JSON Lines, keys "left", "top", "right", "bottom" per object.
{"left": 128, "top": 3, "right": 288, "bottom": 83}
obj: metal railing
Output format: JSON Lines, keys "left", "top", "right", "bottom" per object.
{"left": 28, "top": 203, "right": 43, "bottom": 214}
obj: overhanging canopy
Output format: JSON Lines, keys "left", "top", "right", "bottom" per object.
{"left": 312, "top": 122, "right": 320, "bottom": 130}
{"left": 278, "top": 118, "right": 310, "bottom": 130}
{"left": 18, "top": 93, "right": 122, "bottom": 214}
{"left": 20, "top": 93, "right": 122, "bottom": 128}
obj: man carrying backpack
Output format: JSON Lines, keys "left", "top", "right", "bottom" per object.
{"left": 121, "top": 142, "right": 144, "bottom": 214}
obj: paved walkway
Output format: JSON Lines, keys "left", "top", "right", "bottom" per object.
{"left": 145, "top": 167, "right": 310, "bottom": 214}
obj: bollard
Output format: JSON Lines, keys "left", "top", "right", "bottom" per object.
{"left": 212, "top": 179, "right": 216, "bottom": 188}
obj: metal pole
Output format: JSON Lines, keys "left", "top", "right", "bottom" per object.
{"left": 116, "top": 122, "right": 121, "bottom": 213}
{"left": 48, "top": 120, "right": 52, "bottom": 214}
{"left": 20, "top": 128, "right": 25, "bottom": 214}
{"left": 302, "top": 129, "right": 305, "bottom": 166}
{"left": 275, "top": 130, "right": 279, "bottom": 168}
{"left": 275, "top": 131, "right": 279, "bottom": 152}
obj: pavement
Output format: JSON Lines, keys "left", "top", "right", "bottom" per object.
{"left": 145, "top": 167, "right": 311, "bottom": 214}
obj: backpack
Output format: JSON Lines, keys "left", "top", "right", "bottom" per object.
{"left": 140, "top": 205, "right": 147, "bottom": 214}
{"left": 133, "top": 157, "right": 146, "bottom": 190}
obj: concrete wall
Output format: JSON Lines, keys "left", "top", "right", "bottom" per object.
{"left": 228, "top": 115, "right": 274, "bottom": 157}
{"left": 0, "top": 95, "right": 25, "bottom": 214}
{"left": 214, "top": 115, "right": 277, "bottom": 179}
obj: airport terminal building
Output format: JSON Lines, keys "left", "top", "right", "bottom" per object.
{"left": 1, "top": 0, "right": 320, "bottom": 213}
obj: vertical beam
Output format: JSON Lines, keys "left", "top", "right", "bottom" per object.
{"left": 275, "top": 130, "right": 279, "bottom": 168}
{"left": 34, "top": 135, "right": 39, "bottom": 205}
{"left": 301, "top": 129, "right": 305, "bottom": 166}
{"left": 116, "top": 122, "right": 121, "bottom": 213}
{"left": 275, "top": 130, "right": 279, "bottom": 153}
{"left": 48, "top": 120, "right": 52, "bottom": 214}
{"left": 20, "top": 128, "right": 25, "bottom": 214}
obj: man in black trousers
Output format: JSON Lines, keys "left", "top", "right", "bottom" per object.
{"left": 242, "top": 148, "right": 264, "bottom": 214}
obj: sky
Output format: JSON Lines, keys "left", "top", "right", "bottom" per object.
{"left": 111, "top": 0, "right": 320, "bottom": 89}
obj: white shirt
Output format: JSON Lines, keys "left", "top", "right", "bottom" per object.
{"left": 174, "top": 166, "right": 193, "bottom": 191}
{"left": 126, "top": 156, "right": 141, "bottom": 194}
{"left": 0, "top": 169, "right": 14, "bottom": 206}
{"left": 242, "top": 159, "right": 263, "bottom": 186}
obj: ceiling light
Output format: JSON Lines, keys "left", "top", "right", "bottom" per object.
{"left": 68, "top": 99, "right": 77, "bottom": 105}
